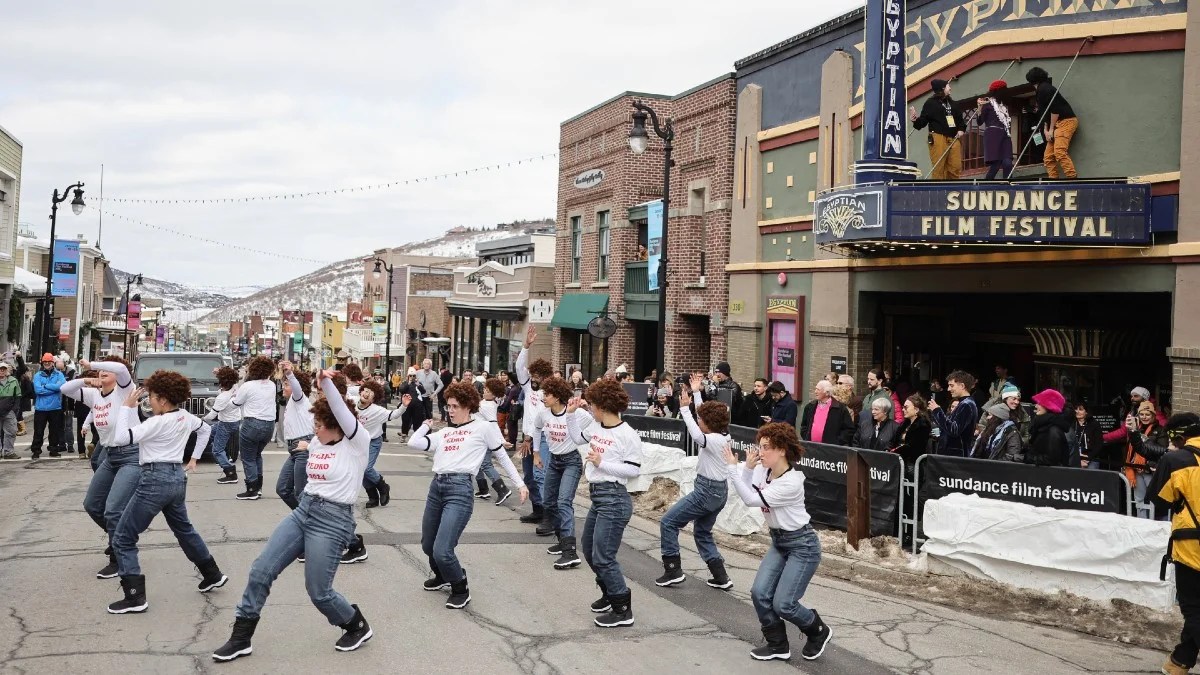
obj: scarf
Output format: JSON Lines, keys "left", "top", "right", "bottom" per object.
{"left": 987, "top": 420, "right": 1015, "bottom": 458}
{"left": 987, "top": 99, "right": 1011, "bottom": 134}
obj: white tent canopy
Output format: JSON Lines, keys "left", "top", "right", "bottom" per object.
{"left": 14, "top": 267, "right": 47, "bottom": 296}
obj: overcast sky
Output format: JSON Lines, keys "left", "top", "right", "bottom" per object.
{"left": 1, "top": 0, "right": 863, "bottom": 288}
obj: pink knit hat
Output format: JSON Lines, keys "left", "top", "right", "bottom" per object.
{"left": 1032, "top": 389, "right": 1066, "bottom": 414}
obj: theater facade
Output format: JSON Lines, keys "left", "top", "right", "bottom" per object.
{"left": 725, "top": 0, "right": 1200, "bottom": 411}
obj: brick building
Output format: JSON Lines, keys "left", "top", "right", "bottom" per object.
{"left": 356, "top": 252, "right": 462, "bottom": 374}
{"left": 550, "top": 75, "right": 736, "bottom": 382}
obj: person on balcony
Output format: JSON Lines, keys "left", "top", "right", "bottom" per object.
{"left": 977, "top": 80, "right": 1014, "bottom": 180}
{"left": 910, "top": 78, "right": 964, "bottom": 180}
{"left": 1025, "top": 66, "right": 1079, "bottom": 179}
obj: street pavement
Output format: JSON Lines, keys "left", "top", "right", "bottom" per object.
{"left": 0, "top": 432, "right": 1170, "bottom": 674}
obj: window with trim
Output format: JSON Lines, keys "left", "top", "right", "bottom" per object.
{"left": 960, "top": 84, "right": 1042, "bottom": 175}
{"left": 597, "top": 210, "right": 610, "bottom": 282}
{"left": 570, "top": 215, "right": 581, "bottom": 282}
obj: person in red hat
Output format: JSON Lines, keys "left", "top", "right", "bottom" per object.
{"left": 1025, "top": 389, "right": 1071, "bottom": 466}
{"left": 976, "top": 80, "right": 1013, "bottom": 180}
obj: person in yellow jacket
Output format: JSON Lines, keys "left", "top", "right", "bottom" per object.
{"left": 1153, "top": 412, "right": 1200, "bottom": 675}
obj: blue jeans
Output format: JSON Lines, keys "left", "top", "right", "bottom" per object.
{"left": 239, "top": 418, "right": 274, "bottom": 483}
{"left": 751, "top": 526, "right": 821, "bottom": 629}
{"left": 276, "top": 436, "right": 313, "bottom": 510}
{"left": 543, "top": 451, "right": 583, "bottom": 538}
{"left": 89, "top": 444, "right": 107, "bottom": 473}
{"left": 235, "top": 493, "right": 356, "bottom": 625}
{"left": 539, "top": 437, "right": 551, "bottom": 502}
{"left": 82, "top": 444, "right": 140, "bottom": 541}
{"left": 522, "top": 450, "right": 545, "bottom": 508}
{"left": 363, "top": 436, "right": 382, "bottom": 488}
{"left": 581, "top": 482, "right": 633, "bottom": 595}
{"left": 210, "top": 420, "right": 239, "bottom": 470}
{"left": 477, "top": 451, "right": 499, "bottom": 482}
{"left": 113, "top": 463, "right": 213, "bottom": 576}
{"left": 420, "top": 474, "right": 475, "bottom": 583}
{"left": 660, "top": 474, "right": 728, "bottom": 562}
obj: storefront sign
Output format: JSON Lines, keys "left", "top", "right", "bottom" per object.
{"left": 814, "top": 189, "right": 884, "bottom": 239}
{"left": 624, "top": 414, "right": 687, "bottom": 451}
{"left": 58, "top": 318, "right": 71, "bottom": 340}
{"left": 765, "top": 297, "right": 799, "bottom": 315}
{"left": 475, "top": 275, "right": 496, "bottom": 297}
{"left": 528, "top": 298, "right": 554, "bottom": 324}
{"left": 51, "top": 240, "right": 80, "bottom": 297}
{"left": 622, "top": 382, "right": 652, "bottom": 416}
{"left": 831, "top": 356, "right": 848, "bottom": 374}
{"left": 877, "top": 0, "right": 907, "bottom": 161}
{"left": 574, "top": 168, "right": 605, "bottom": 189}
{"left": 128, "top": 301, "right": 141, "bottom": 331}
{"left": 156, "top": 325, "right": 166, "bottom": 345}
{"left": 799, "top": 442, "right": 904, "bottom": 537}
{"left": 647, "top": 200, "right": 663, "bottom": 291}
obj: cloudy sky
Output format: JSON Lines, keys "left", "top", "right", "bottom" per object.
{"left": 1, "top": 0, "right": 862, "bottom": 288}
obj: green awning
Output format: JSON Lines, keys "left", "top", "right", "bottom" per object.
{"left": 550, "top": 293, "right": 609, "bottom": 330}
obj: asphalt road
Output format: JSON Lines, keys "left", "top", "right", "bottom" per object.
{"left": 0, "top": 433, "right": 1168, "bottom": 674}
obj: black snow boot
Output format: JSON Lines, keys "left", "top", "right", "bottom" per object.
{"left": 594, "top": 590, "right": 633, "bottom": 627}
{"left": 655, "top": 554, "right": 685, "bottom": 587}
{"left": 217, "top": 466, "right": 238, "bottom": 484}
{"left": 474, "top": 477, "right": 491, "bottom": 499}
{"left": 534, "top": 514, "right": 556, "bottom": 537}
{"left": 96, "top": 553, "right": 119, "bottom": 579}
{"left": 492, "top": 479, "right": 512, "bottom": 506}
{"left": 799, "top": 610, "right": 832, "bottom": 660}
{"left": 376, "top": 478, "right": 391, "bottom": 507}
{"left": 335, "top": 604, "right": 373, "bottom": 652}
{"left": 340, "top": 534, "right": 368, "bottom": 564}
{"left": 423, "top": 560, "right": 450, "bottom": 591}
{"left": 107, "top": 574, "right": 148, "bottom": 614}
{"left": 750, "top": 621, "right": 791, "bottom": 661}
{"left": 236, "top": 479, "right": 260, "bottom": 500}
{"left": 364, "top": 484, "right": 380, "bottom": 508}
{"left": 196, "top": 557, "right": 229, "bottom": 593}
{"left": 552, "top": 536, "right": 581, "bottom": 570}
{"left": 706, "top": 559, "right": 733, "bottom": 590}
{"left": 519, "top": 504, "right": 544, "bottom": 524}
{"left": 590, "top": 578, "right": 611, "bottom": 613}
{"left": 212, "top": 616, "right": 258, "bottom": 662}
{"left": 446, "top": 576, "right": 470, "bottom": 609}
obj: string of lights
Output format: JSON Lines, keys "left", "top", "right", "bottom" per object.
{"left": 97, "top": 209, "right": 332, "bottom": 264}
{"left": 96, "top": 152, "right": 559, "bottom": 204}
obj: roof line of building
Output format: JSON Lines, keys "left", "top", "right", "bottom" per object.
{"left": 0, "top": 122, "right": 23, "bottom": 148}
{"left": 560, "top": 72, "right": 734, "bottom": 126}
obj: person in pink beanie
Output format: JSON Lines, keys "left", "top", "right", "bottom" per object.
{"left": 1025, "top": 389, "right": 1070, "bottom": 467}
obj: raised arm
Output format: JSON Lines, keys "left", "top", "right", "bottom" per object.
{"left": 385, "top": 403, "right": 408, "bottom": 422}
{"left": 319, "top": 371, "right": 360, "bottom": 437}
{"left": 407, "top": 421, "right": 440, "bottom": 452}
{"left": 86, "top": 360, "right": 133, "bottom": 388}
{"left": 728, "top": 464, "right": 767, "bottom": 508}
{"left": 59, "top": 377, "right": 92, "bottom": 403}
{"left": 565, "top": 404, "right": 594, "bottom": 445}
{"left": 679, "top": 406, "right": 708, "bottom": 447}
{"left": 285, "top": 371, "right": 306, "bottom": 403}
{"left": 515, "top": 347, "right": 531, "bottom": 388}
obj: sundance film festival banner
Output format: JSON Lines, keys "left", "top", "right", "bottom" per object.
{"left": 729, "top": 424, "right": 759, "bottom": 461}
{"left": 797, "top": 442, "right": 903, "bottom": 537}
{"left": 918, "top": 455, "right": 1127, "bottom": 517}
{"left": 623, "top": 415, "right": 687, "bottom": 452}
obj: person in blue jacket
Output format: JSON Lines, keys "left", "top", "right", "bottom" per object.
{"left": 31, "top": 352, "right": 66, "bottom": 459}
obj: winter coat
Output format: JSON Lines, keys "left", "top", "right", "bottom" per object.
{"left": 1069, "top": 417, "right": 1109, "bottom": 468}
{"left": 1024, "top": 413, "right": 1071, "bottom": 467}
{"left": 931, "top": 397, "right": 980, "bottom": 457}
{"left": 32, "top": 369, "right": 65, "bottom": 412}
{"left": 772, "top": 393, "right": 800, "bottom": 427}
{"left": 864, "top": 387, "right": 904, "bottom": 424}
{"left": 0, "top": 376, "right": 20, "bottom": 417}
{"left": 895, "top": 415, "right": 933, "bottom": 468}
{"left": 852, "top": 416, "right": 899, "bottom": 451}
{"left": 741, "top": 392, "right": 774, "bottom": 428}
{"left": 19, "top": 376, "right": 33, "bottom": 413}
{"left": 977, "top": 99, "right": 1013, "bottom": 165}
{"left": 972, "top": 403, "right": 1024, "bottom": 462}
{"left": 799, "top": 398, "right": 855, "bottom": 446}
{"left": 1127, "top": 424, "right": 1169, "bottom": 483}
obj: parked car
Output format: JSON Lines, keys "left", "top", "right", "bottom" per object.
{"left": 132, "top": 351, "right": 239, "bottom": 462}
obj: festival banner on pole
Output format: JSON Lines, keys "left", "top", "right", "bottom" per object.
{"left": 51, "top": 240, "right": 80, "bottom": 297}
{"left": 647, "top": 200, "right": 663, "bottom": 291}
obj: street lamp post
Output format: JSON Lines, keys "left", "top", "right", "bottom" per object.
{"left": 628, "top": 102, "right": 674, "bottom": 380}
{"left": 122, "top": 274, "right": 143, "bottom": 359}
{"left": 42, "top": 183, "right": 86, "bottom": 357}
{"left": 372, "top": 258, "right": 395, "bottom": 381}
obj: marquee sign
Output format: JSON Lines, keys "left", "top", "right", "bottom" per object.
{"left": 814, "top": 181, "right": 1151, "bottom": 246}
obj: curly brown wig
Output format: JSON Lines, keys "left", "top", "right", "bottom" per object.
{"left": 144, "top": 370, "right": 191, "bottom": 407}
{"left": 311, "top": 397, "right": 347, "bottom": 435}
{"left": 329, "top": 371, "right": 348, "bottom": 396}
{"left": 360, "top": 380, "right": 385, "bottom": 404}
{"left": 697, "top": 400, "right": 730, "bottom": 434}
{"left": 215, "top": 366, "right": 240, "bottom": 390}
{"left": 81, "top": 369, "right": 98, "bottom": 379}
{"left": 528, "top": 358, "right": 553, "bottom": 380}
{"left": 290, "top": 371, "right": 313, "bottom": 397}
{"left": 246, "top": 356, "right": 274, "bottom": 381}
{"left": 443, "top": 381, "right": 481, "bottom": 413}
{"left": 585, "top": 378, "right": 629, "bottom": 414}
{"left": 539, "top": 376, "right": 572, "bottom": 405}
{"left": 756, "top": 422, "right": 804, "bottom": 463}
{"left": 100, "top": 355, "right": 130, "bottom": 371}
{"left": 342, "top": 363, "right": 364, "bottom": 383}
{"left": 484, "top": 377, "right": 506, "bottom": 399}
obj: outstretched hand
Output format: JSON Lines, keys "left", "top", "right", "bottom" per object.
{"left": 124, "top": 387, "right": 145, "bottom": 408}
{"left": 524, "top": 324, "right": 537, "bottom": 349}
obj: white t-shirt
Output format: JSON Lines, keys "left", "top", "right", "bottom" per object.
{"left": 346, "top": 383, "right": 361, "bottom": 407}
{"left": 534, "top": 406, "right": 577, "bottom": 456}
{"left": 59, "top": 361, "right": 136, "bottom": 448}
{"left": 356, "top": 403, "right": 404, "bottom": 440}
{"left": 477, "top": 399, "right": 498, "bottom": 423}
{"left": 680, "top": 407, "right": 731, "bottom": 481}
{"left": 285, "top": 396, "right": 314, "bottom": 440}
{"left": 232, "top": 379, "right": 276, "bottom": 421}
{"left": 303, "top": 376, "right": 370, "bottom": 505}
{"left": 566, "top": 411, "right": 644, "bottom": 486}
{"left": 728, "top": 464, "right": 810, "bottom": 531}
{"left": 410, "top": 418, "right": 522, "bottom": 483}
{"left": 204, "top": 389, "right": 242, "bottom": 424}
{"left": 112, "top": 407, "right": 211, "bottom": 464}
{"left": 515, "top": 348, "right": 545, "bottom": 439}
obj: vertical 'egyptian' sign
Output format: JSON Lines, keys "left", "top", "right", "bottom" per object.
{"left": 879, "top": 0, "right": 907, "bottom": 161}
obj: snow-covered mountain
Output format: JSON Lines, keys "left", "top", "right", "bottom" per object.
{"left": 112, "top": 270, "right": 264, "bottom": 321}
{"left": 194, "top": 220, "right": 553, "bottom": 325}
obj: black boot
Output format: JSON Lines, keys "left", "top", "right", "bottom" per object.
{"left": 706, "top": 559, "right": 733, "bottom": 590}
{"left": 594, "top": 590, "right": 633, "bottom": 627}
{"left": 445, "top": 576, "right": 470, "bottom": 609}
{"left": 590, "top": 578, "right": 611, "bottom": 613}
{"left": 107, "top": 574, "right": 148, "bottom": 614}
{"left": 535, "top": 513, "right": 556, "bottom": 537}
{"left": 212, "top": 616, "right": 258, "bottom": 661}
{"left": 364, "top": 485, "right": 380, "bottom": 508}
{"left": 423, "top": 560, "right": 449, "bottom": 591}
{"left": 377, "top": 479, "right": 391, "bottom": 507}
{"left": 519, "top": 504, "right": 544, "bottom": 524}
{"left": 96, "top": 553, "right": 119, "bottom": 579}
{"left": 474, "top": 477, "right": 490, "bottom": 499}
{"left": 655, "top": 554, "right": 685, "bottom": 587}
{"left": 492, "top": 479, "right": 512, "bottom": 506}
{"left": 196, "top": 557, "right": 229, "bottom": 593}
{"left": 236, "top": 479, "right": 260, "bottom": 501}
{"left": 799, "top": 610, "right": 832, "bottom": 660}
{"left": 217, "top": 466, "right": 238, "bottom": 484}
{"left": 750, "top": 621, "right": 791, "bottom": 661}
{"left": 335, "top": 604, "right": 373, "bottom": 652}
{"left": 553, "top": 536, "right": 581, "bottom": 570}
{"left": 340, "top": 534, "right": 368, "bottom": 564}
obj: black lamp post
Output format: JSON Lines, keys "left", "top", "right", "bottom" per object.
{"left": 373, "top": 258, "right": 396, "bottom": 381}
{"left": 628, "top": 102, "right": 674, "bottom": 380}
{"left": 122, "top": 274, "right": 143, "bottom": 358}
{"left": 42, "top": 183, "right": 86, "bottom": 356}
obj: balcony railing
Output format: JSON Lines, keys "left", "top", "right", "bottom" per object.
{"left": 624, "top": 261, "right": 657, "bottom": 301}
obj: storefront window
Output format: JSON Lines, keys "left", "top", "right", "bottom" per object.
{"left": 597, "top": 210, "right": 611, "bottom": 282}
{"left": 769, "top": 320, "right": 797, "bottom": 391}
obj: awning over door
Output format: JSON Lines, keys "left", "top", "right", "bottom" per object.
{"left": 550, "top": 293, "right": 608, "bottom": 330}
